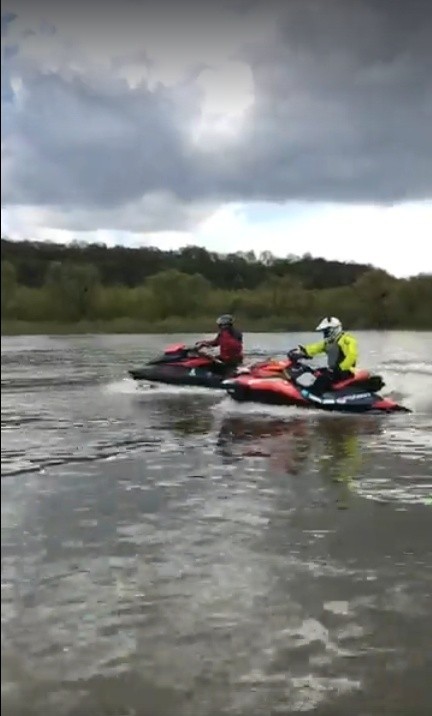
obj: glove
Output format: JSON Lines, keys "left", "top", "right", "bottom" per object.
{"left": 287, "top": 346, "right": 307, "bottom": 361}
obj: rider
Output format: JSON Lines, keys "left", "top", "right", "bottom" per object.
{"left": 288, "top": 316, "right": 358, "bottom": 395}
{"left": 196, "top": 314, "right": 243, "bottom": 374}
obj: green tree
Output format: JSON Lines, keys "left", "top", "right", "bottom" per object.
{"left": 261, "top": 275, "right": 304, "bottom": 315}
{"left": 394, "top": 275, "right": 432, "bottom": 329}
{"left": 146, "top": 270, "right": 210, "bottom": 318}
{"left": 45, "top": 261, "right": 100, "bottom": 320}
{"left": 354, "top": 269, "right": 399, "bottom": 328}
{"left": 1, "top": 261, "right": 17, "bottom": 318}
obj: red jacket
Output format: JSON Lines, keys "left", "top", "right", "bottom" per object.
{"left": 207, "top": 327, "right": 243, "bottom": 363}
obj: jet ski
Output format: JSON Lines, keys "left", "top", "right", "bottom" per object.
{"left": 128, "top": 343, "right": 227, "bottom": 388}
{"left": 128, "top": 343, "right": 293, "bottom": 390}
{"left": 128, "top": 343, "right": 239, "bottom": 389}
{"left": 222, "top": 356, "right": 411, "bottom": 414}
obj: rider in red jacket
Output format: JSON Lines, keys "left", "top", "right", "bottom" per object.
{"left": 197, "top": 314, "right": 243, "bottom": 372}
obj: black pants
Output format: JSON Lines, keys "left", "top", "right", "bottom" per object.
{"left": 311, "top": 369, "right": 353, "bottom": 395}
{"left": 210, "top": 360, "right": 242, "bottom": 377}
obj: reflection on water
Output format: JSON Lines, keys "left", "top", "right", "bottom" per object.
{"left": 2, "top": 333, "right": 432, "bottom": 716}
{"left": 216, "top": 413, "right": 382, "bottom": 481}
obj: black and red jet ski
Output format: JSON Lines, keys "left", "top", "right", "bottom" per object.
{"left": 128, "top": 343, "right": 293, "bottom": 390}
{"left": 222, "top": 356, "right": 411, "bottom": 414}
{"left": 128, "top": 343, "right": 238, "bottom": 389}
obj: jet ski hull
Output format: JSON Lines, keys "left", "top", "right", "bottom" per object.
{"left": 128, "top": 364, "right": 225, "bottom": 389}
{"left": 223, "top": 375, "right": 411, "bottom": 414}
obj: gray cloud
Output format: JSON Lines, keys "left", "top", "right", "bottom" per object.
{"left": 2, "top": 0, "right": 432, "bottom": 233}
{"left": 2, "top": 70, "right": 198, "bottom": 207}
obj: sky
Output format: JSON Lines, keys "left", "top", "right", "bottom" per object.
{"left": 1, "top": 0, "right": 432, "bottom": 277}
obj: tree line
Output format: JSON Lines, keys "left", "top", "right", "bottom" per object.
{"left": 1, "top": 238, "right": 431, "bottom": 329}
{"left": 2, "top": 238, "right": 371, "bottom": 290}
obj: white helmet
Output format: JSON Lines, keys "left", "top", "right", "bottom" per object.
{"left": 315, "top": 316, "right": 343, "bottom": 342}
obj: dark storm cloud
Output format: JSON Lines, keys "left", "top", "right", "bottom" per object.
{"left": 224, "top": 0, "right": 432, "bottom": 202}
{"left": 2, "top": 0, "right": 432, "bottom": 229}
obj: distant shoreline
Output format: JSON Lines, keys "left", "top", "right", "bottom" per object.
{"left": 2, "top": 319, "right": 430, "bottom": 337}
{"left": 1, "top": 318, "right": 287, "bottom": 336}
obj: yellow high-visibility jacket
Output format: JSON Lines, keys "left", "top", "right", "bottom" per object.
{"left": 303, "top": 332, "right": 358, "bottom": 373}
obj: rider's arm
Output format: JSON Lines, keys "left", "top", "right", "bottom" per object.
{"left": 205, "top": 333, "right": 220, "bottom": 347}
{"left": 339, "top": 335, "right": 358, "bottom": 371}
{"left": 302, "top": 340, "right": 326, "bottom": 358}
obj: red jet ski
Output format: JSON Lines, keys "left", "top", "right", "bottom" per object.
{"left": 222, "top": 356, "right": 411, "bottom": 414}
{"left": 128, "top": 343, "right": 231, "bottom": 388}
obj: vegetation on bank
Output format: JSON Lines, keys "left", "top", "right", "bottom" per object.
{"left": 1, "top": 316, "right": 295, "bottom": 336}
{"left": 2, "top": 238, "right": 432, "bottom": 333}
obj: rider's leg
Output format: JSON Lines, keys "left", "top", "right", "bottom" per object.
{"left": 309, "top": 369, "right": 333, "bottom": 395}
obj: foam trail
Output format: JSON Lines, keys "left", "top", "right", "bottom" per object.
{"left": 381, "top": 361, "right": 432, "bottom": 376}
{"left": 379, "top": 367, "right": 432, "bottom": 414}
{"left": 105, "top": 378, "right": 142, "bottom": 395}
{"left": 212, "top": 396, "right": 312, "bottom": 421}
{"left": 105, "top": 377, "right": 222, "bottom": 398}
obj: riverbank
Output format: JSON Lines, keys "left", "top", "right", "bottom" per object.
{"left": 3, "top": 319, "right": 431, "bottom": 336}
{"left": 2, "top": 317, "right": 291, "bottom": 336}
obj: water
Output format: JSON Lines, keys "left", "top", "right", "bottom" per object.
{"left": 2, "top": 332, "right": 432, "bottom": 716}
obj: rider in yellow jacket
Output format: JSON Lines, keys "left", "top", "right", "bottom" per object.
{"left": 289, "top": 317, "right": 358, "bottom": 395}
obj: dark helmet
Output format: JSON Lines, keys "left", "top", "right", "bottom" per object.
{"left": 216, "top": 314, "right": 234, "bottom": 327}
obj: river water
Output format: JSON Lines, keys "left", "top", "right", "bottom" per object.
{"left": 2, "top": 332, "right": 432, "bottom": 716}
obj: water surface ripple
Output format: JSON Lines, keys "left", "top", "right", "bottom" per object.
{"left": 2, "top": 332, "right": 432, "bottom": 716}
